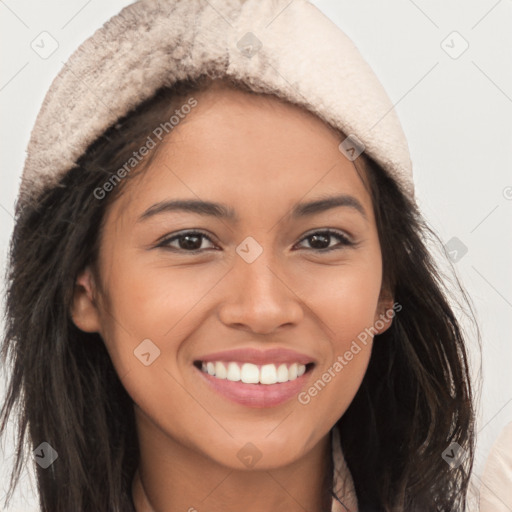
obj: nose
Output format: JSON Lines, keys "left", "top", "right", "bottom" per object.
{"left": 217, "top": 250, "right": 304, "bottom": 335}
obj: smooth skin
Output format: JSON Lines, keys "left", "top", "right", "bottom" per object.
{"left": 71, "top": 81, "right": 394, "bottom": 512}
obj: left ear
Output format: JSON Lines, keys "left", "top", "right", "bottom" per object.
{"left": 70, "top": 265, "right": 103, "bottom": 334}
{"left": 373, "top": 290, "right": 396, "bottom": 335}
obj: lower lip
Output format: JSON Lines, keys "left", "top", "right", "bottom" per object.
{"left": 195, "top": 365, "right": 313, "bottom": 408}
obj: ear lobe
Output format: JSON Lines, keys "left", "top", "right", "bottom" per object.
{"left": 373, "top": 294, "right": 396, "bottom": 335}
{"left": 70, "top": 266, "right": 102, "bottom": 333}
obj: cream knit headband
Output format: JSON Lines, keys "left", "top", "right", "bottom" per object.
{"left": 17, "top": 0, "right": 414, "bottom": 212}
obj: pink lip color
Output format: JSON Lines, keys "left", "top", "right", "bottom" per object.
{"left": 196, "top": 347, "right": 315, "bottom": 366}
{"left": 195, "top": 365, "right": 312, "bottom": 408}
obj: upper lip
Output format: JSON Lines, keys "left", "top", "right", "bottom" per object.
{"left": 195, "top": 347, "right": 316, "bottom": 366}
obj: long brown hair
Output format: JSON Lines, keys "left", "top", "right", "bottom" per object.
{"left": 1, "top": 74, "right": 479, "bottom": 511}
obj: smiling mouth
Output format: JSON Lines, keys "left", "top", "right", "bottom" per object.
{"left": 193, "top": 360, "right": 315, "bottom": 385}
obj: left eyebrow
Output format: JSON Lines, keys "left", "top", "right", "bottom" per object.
{"left": 137, "top": 194, "right": 368, "bottom": 223}
{"left": 290, "top": 194, "right": 368, "bottom": 222}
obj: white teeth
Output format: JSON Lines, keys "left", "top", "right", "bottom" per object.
{"left": 276, "top": 363, "right": 289, "bottom": 382}
{"left": 199, "top": 361, "right": 308, "bottom": 384}
{"left": 215, "top": 361, "right": 227, "bottom": 379}
{"left": 260, "top": 364, "right": 277, "bottom": 385}
{"left": 226, "top": 362, "right": 241, "bottom": 382}
{"left": 240, "top": 363, "right": 259, "bottom": 384}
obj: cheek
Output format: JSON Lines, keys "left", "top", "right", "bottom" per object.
{"left": 296, "top": 248, "right": 383, "bottom": 342}
{"left": 95, "top": 250, "right": 229, "bottom": 381}
{"left": 293, "top": 252, "right": 382, "bottom": 419}
{"left": 99, "top": 252, "right": 219, "bottom": 332}
{"left": 94, "top": 256, "right": 221, "bottom": 441}
{"left": 324, "top": 268, "right": 382, "bottom": 349}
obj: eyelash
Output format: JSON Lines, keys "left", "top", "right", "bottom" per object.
{"left": 156, "top": 229, "right": 355, "bottom": 253}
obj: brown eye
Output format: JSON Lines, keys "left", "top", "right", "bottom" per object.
{"left": 157, "top": 231, "right": 217, "bottom": 252}
{"left": 296, "top": 230, "right": 354, "bottom": 252}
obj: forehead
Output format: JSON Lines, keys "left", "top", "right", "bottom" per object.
{"left": 111, "top": 84, "right": 373, "bottom": 224}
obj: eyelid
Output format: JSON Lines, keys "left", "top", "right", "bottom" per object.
{"left": 155, "top": 229, "right": 217, "bottom": 249}
{"left": 299, "top": 227, "right": 353, "bottom": 243}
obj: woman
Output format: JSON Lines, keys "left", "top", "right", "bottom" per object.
{"left": 0, "top": 0, "right": 478, "bottom": 510}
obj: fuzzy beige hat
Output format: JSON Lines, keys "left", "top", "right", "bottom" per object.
{"left": 16, "top": 0, "right": 414, "bottom": 214}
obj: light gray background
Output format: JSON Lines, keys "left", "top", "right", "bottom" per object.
{"left": 1, "top": 1, "right": 511, "bottom": 510}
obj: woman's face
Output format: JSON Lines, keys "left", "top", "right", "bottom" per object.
{"left": 72, "top": 83, "right": 393, "bottom": 470}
